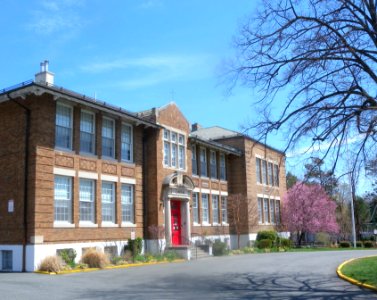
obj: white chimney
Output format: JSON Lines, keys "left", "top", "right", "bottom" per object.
{"left": 35, "top": 60, "right": 54, "bottom": 85}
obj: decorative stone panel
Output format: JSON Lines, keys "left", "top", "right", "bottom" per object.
{"left": 121, "top": 166, "right": 135, "bottom": 177}
{"left": 55, "top": 155, "right": 74, "bottom": 168}
{"left": 80, "top": 159, "right": 97, "bottom": 171}
{"left": 102, "top": 162, "right": 117, "bottom": 174}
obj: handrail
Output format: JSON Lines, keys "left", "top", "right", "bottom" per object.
{"left": 180, "top": 236, "right": 198, "bottom": 260}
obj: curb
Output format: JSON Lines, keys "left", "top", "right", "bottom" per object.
{"left": 336, "top": 255, "right": 377, "bottom": 292}
{"left": 35, "top": 259, "right": 185, "bottom": 275}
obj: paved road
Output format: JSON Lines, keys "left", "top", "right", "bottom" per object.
{"left": 1, "top": 250, "right": 377, "bottom": 299}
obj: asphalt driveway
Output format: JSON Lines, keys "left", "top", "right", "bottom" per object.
{"left": 1, "top": 250, "right": 377, "bottom": 299}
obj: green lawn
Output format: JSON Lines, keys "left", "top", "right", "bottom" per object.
{"left": 288, "top": 247, "right": 374, "bottom": 252}
{"left": 341, "top": 256, "right": 377, "bottom": 287}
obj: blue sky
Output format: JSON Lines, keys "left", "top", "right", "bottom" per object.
{"left": 0, "top": 0, "right": 371, "bottom": 192}
{"left": 0, "top": 0, "right": 259, "bottom": 134}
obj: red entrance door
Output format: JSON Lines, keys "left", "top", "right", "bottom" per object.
{"left": 171, "top": 200, "right": 182, "bottom": 245}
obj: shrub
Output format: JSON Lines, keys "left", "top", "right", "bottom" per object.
{"left": 164, "top": 250, "right": 180, "bottom": 261}
{"left": 356, "top": 241, "right": 363, "bottom": 248}
{"left": 256, "top": 231, "right": 277, "bottom": 242}
{"left": 242, "top": 247, "right": 254, "bottom": 254}
{"left": 212, "top": 240, "right": 229, "bottom": 256}
{"left": 315, "top": 232, "right": 331, "bottom": 247}
{"left": 257, "top": 239, "right": 272, "bottom": 249}
{"left": 364, "top": 241, "right": 374, "bottom": 248}
{"left": 339, "top": 241, "right": 351, "bottom": 248}
{"left": 280, "top": 238, "right": 292, "bottom": 249}
{"left": 39, "top": 256, "right": 63, "bottom": 273}
{"left": 126, "top": 238, "right": 143, "bottom": 256}
{"left": 81, "top": 248, "right": 109, "bottom": 268}
{"left": 58, "top": 248, "right": 77, "bottom": 267}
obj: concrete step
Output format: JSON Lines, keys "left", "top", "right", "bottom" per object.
{"left": 190, "top": 246, "right": 212, "bottom": 259}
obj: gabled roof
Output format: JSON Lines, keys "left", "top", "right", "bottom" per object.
{"left": 191, "top": 126, "right": 285, "bottom": 155}
{"left": 0, "top": 80, "right": 160, "bottom": 129}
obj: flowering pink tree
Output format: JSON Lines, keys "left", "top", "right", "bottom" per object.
{"left": 282, "top": 182, "right": 339, "bottom": 246}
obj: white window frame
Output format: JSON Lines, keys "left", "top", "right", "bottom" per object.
{"left": 79, "top": 179, "right": 95, "bottom": 223}
{"left": 121, "top": 123, "right": 133, "bottom": 163}
{"left": 54, "top": 175, "right": 73, "bottom": 224}
{"left": 80, "top": 110, "right": 95, "bottom": 154}
{"left": 256, "top": 158, "right": 262, "bottom": 184}
{"left": 55, "top": 102, "right": 73, "bottom": 150}
{"left": 201, "top": 194, "right": 209, "bottom": 224}
{"left": 101, "top": 181, "right": 116, "bottom": 224}
{"left": 163, "top": 128, "right": 186, "bottom": 170}
{"left": 263, "top": 198, "right": 269, "bottom": 224}
{"left": 268, "top": 162, "right": 274, "bottom": 186}
{"left": 257, "top": 197, "right": 263, "bottom": 224}
{"left": 192, "top": 144, "right": 198, "bottom": 175}
{"left": 219, "top": 153, "right": 226, "bottom": 181}
{"left": 192, "top": 192, "right": 199, "bottom": 224}
{"left": 200, "top": 147, "right": 207, "bottom": 177}
{"left": 221, "top": 196, "right": 228, "bottom": 224}
{"left": 274, "top": 164, "right": 279, "bottom": 187}
{"left": 212, "top": 195, "right": 219, "bottom": 224}
{"left": 210, "top": 151, "right": 217, "bottom": 179}
{"left": 121, "top": 184, "right": 134, "bottom": 224}
{"left": 102, "top": 117, "right": 115, "bottom": 159}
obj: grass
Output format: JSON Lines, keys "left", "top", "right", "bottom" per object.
{"left": 288, "top": 247, "right": 374, "bottom": 252}
{"left": 341, "top": 256, "right": 377, "bottom": 287}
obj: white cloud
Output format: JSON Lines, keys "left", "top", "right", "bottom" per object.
{"left": 27, "top": 0, "right": 85, "bottom": 35}
{"left": 81, "top": 54, "right": 213, "bottom": 89}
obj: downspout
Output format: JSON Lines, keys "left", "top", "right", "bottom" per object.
{"left": 142, "top": 127, "right": 148, "bottom": 252}
{"left": 7, "top": 92, "right": 30, "bottom": 272}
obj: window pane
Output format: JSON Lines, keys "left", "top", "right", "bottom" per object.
{"left": 263, "top": 198, "right": 269, "bottom": 223}
{"left": 164, "top": 141, "right": 171, "bottom": 166}
{"left": 55, "top": 104, "right": 72, "bottom": 149}
{"left": 193, "top": 193, "right": 199, "bottom": 223}
{"left": 276, "top": 200, "right": 281, "bottom": 224}
{"left": 220, "top": 154, "right": 226, "bottom": 180}
{"left": 268, "top": 162, "right": 273, "bottom": 186}
{"left": 54, "top": 176, "right": 72, "bottom": 222}
{"left": 200, "top": 148, "right": 207, "bottom": 177}
{"left": 121, "top": 184, "right": 134, "bottom": 223}
{"left": 102, "top": 182, "right": 115, "bottom": 222}
{"left": 171, "top": 144, "right": 177, "bottom": 167}
{"left": 256, "top": 158, "right": 261, "bottom": 183}
{"left": 262, "top": 160, "right": 267, "bottom": 184}
{"left": 192, "top": 145, "right": 198, "bottom": 175}
{"left": 270, "top": 199, "right": 276, "bottom": 224}
{"left": 121, "top": 124, "right": 132, "bottom": 162}
{"left": 212, "top": 195, "right": 219, "bottom": 224}
{"left": 79, "top": 179, "right": 95, "bottom": 222}
{"left": 274, "top": 165, "right": 279, "bottom": 186}
{"left": 80, "top": 111, "right": 95, "bottom": 154}
{"left": 178, "top": 145, "right": 185, "bottom": 169}
{"left": 210, "top": 151, "right": 217, "bottom": 179}
{"left": 258, "top": 198, "right": 263, "bottom": 223}
{"left": 201, "top": 194, "right": 209, "bottom": 223}
{"left": 102, "top": 118, "right": 115, "bottom": 158}
{"left": 221, "top": 196, "right": 227, "bottom": 223}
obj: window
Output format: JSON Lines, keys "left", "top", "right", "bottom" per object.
{"left": 1, "top": 250, "right": 12, "bottom": 271}
{"left": 220, "top": 153, "right": 226, "bottom": 180}
{"left": 258, "top": 198, "right": 263, "bottom": 223}
{"left": 221, "top": 196, "right": 227, "bottom": 223}
{"left": 263, "top": 198, "right": 269, "bottom": 223}
{"left": 274, "top": 164, "right": 279, "bottom": 187}
{"left": 54, "top": 176, "right": 72, "bottom": 222}
{"left": 201, "top": 194, "right": 209, "bottom": 223}
{"left": 268, "top": 162, "right": 273, "bottom": 186}
{"left": 121, "top": 184, "right": 134, "bottom": 223}
{"left": 210, "top": 151, "right": 217, "bottom": 179}
{"left": 262, "top": 160, "right": 268, "bottom": 185}
{"left": 178, "top": 134, "right": 185, "bottom": 169}
{"left": 102, "top": 118, "right": 115, "bottom": 158}
{"left": 163, "top": 129, "right": 186, "bottom": 170}
{"left": 212, "top": 195, "right": 219, "bottom": 224}
{"left": 256, "top": 158, "right": 262, "bottom": 184}
{"left": 79, "top": 179, "right": 95, "bottom": 222}
{"left": 192, "top": 192, "right": 199, "bottom": 223}
{"left": 270, "top": 199, "right": 276, "bottom": 224}
{"left": 192, "top": 145, "right": 198, "bottom": 175}
{"left": 121, "top": 123, "right": 133, "bottom": 162}
{"left": 102, "top": 182, "right": 115, "bottom": 223}
{"left": 80, "top": 111, "right": 95, "bottom": 154}
{"left": 276, "top": 200, "right": 281, "bottom": 224}
{"left": 200, "top": 148, "right": 207, "bottom": 177}
{"left": 55, "top": 103, "right": 72, "bottom": 149}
